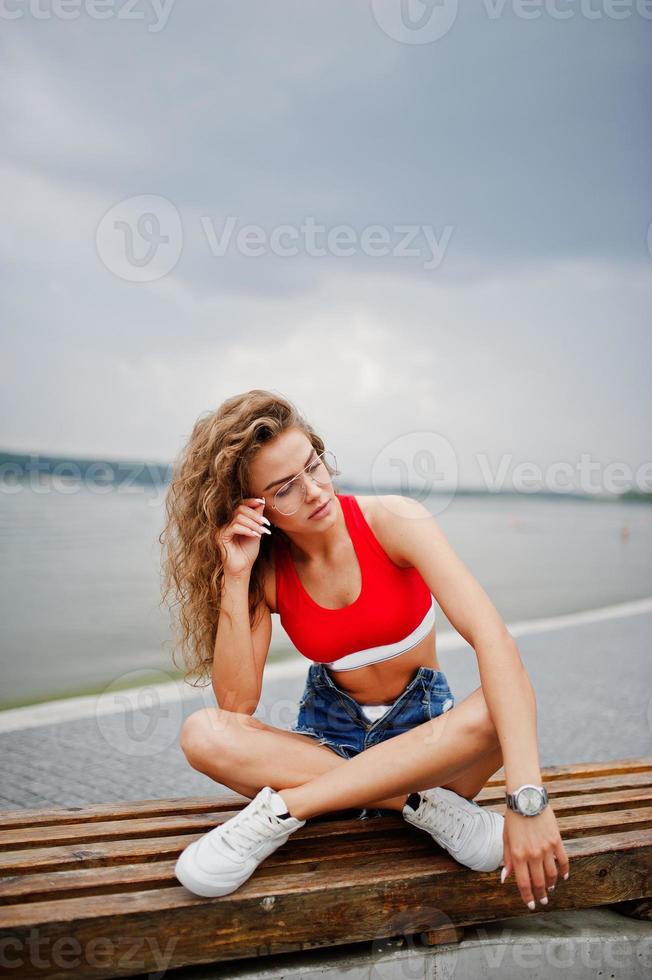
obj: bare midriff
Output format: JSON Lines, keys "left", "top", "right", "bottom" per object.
{"left": 325, "top": 628, "right": 441, "bottom": 705}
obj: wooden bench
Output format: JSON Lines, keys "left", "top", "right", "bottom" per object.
{"left": 1, "top": 756, "right": 650, "bottom": 979}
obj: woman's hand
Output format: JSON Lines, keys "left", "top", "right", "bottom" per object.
{"left": 215, "top": 497, "right": 271, "bottom": 577}
{"left": 501, "top": 805, "right": 569, "bottom": 910}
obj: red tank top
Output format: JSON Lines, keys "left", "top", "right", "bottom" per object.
{"left": 274, "top": 493, "right": 434, "bottom": 665}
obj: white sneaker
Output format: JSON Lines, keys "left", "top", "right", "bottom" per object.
{"left": 402, "top": 786, "right": 504, "bottom": 872}
{"left": 174, "top": 786, "right": 306, "bottom": 897}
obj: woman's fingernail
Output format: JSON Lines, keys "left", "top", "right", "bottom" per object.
{"left": 549, "top": 884, "right": 555, "bottom": 892}
{"left": 261, "top": 516, "right": 271, "bottom": 525}
{"left": 500, "top": 867, "right": 507, "bottom": 884}
{"left": 256, "top": 497, "right": 266, "bottom": 503}
{"left": 527, "top": 900, "right": 536, "bottom": 911}
{"left": 540, "top": 896, "right": 548, "bottom": 906}
{"left": 563, "top": 872, "right": 569, "bottom": 880}
{"left": 261, "top": 527, "right": 272, "bottom": 535}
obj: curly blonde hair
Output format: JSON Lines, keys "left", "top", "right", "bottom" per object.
{"left": 159, "top": 389, "right": 337, "bottom": 687}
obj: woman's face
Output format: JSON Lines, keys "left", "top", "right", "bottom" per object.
{"left": 248, "top": 428, "right": 335, "bottom": 531}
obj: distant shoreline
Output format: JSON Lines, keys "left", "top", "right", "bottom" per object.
{"left": 1, "top": 448, "right": 650, "bottom": 502}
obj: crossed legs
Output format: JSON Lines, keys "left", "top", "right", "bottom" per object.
{"left": 180, "top": 686, "right": 503, "bottom": 821}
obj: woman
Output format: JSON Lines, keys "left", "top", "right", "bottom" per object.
{"left": 161, "top": 389, "right": 568, "bottom": 906}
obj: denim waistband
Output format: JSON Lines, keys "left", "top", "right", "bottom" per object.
{"left": 311, "top": 662, "right": 441, "bottom": 700}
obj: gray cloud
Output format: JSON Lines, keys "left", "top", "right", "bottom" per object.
{"left": 1, "top": 1, "right": 650, "bottom": 486}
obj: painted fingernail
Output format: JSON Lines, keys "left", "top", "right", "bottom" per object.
{"left": 261, "top": 526, "right": 272, "bottom": 535}
{"left": 261, "top": 516, "right": 271, "bottom": 525}
{"left": 527, "top": 900, "right": 536, "bottom": 911}
{"left": 563, "top": 872, "right": 569, "bottom": 880}
{"left": 540, "top": 896, "right": 548, "bottom": 906}
{"left": 549, "top": 884, "right": 555, "bottom": 892}
{"left": 500, "top": 867, "right": 507, "bottom": 884}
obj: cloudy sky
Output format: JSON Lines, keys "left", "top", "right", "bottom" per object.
{"left": 1, "top": 1, "right": 650, "bottom": 493}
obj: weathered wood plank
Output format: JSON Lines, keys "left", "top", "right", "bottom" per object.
{"left": 1, "top": 757, "right": 648, "bottom": 830}
{"left": 1, "top": 831, "right": 650, "bottom": 979}
{"left": 3, "top": 775, "right": 649, "bottom": 854}
{"left": 4, "top": 809, "right": 651, "bottom": 911}
{"left": 479, "top": 770, "right": 652, "bottom": 804}
{"left": 0, "top": 861, "right": 179, "bottom": 906}
{"left": 3, "top": 793, "right": 647, "bottom": 880}
{"left": 485, "top": 757, "right": 652, "bottom": 784}
{"left": 491, "top": 789, "right": 652, "bottom": 818}
{"left": 3, "top": 828, "right": 650, "bottom": 925}
{"left": 0, "top": 825, "right": 436, "bottom": 902}
{"left": 1, "top": 758, "right": 650, "bottom": 979}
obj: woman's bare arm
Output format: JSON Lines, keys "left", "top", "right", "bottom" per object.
{"left": 212, "top": 572, "right": 271, "bottom": 714}
{"left": 374, "top": 494, "right": 569, "bottom": 907}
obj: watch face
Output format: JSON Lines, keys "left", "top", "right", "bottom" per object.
{"left": 517, "top": 787, "right": 542, "bottom": 815}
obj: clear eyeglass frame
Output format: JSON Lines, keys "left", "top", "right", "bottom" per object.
{"left": 267, "top": 450, "right": 340, "bottom": 516}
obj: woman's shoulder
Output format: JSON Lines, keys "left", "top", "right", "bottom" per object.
{"left": 349, "top": 493, "right": 412, "bottom": 569}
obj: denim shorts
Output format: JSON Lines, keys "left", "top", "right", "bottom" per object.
{"left": 290, "top": 663, "right": 455, "bottom": 819}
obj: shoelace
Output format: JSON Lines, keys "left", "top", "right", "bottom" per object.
{"left": 218, "top": 797, "right": 291, "bottom": 860}
{"left": 416, "top": 793, "right": 471, "bottom": 849}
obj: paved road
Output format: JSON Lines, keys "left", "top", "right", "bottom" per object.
{"left": 0, "top": 608, "right": 650, "bottom": 810}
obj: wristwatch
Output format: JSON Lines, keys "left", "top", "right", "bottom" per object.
{"left": 505, "top": 783, "right": 549, "bottom": 816}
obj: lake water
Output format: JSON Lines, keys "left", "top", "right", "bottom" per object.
{"left": 1, "top": 484, "right": 650, "bottom": 708}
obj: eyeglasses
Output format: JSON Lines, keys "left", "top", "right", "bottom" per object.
{"left": 267, "top": 450, "right": 340, "bottom": 516}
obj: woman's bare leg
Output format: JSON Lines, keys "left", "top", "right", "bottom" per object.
{"left": 181, "top": 686, "right": 501, "bottom": 816}
{"left": 182, "top": 708, "right": 410, "bottom": 811}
